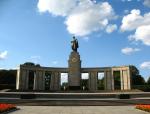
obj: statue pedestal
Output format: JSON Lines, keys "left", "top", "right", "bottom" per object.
{"left": 68, "top": 51, "right": 81, "bottom": 90}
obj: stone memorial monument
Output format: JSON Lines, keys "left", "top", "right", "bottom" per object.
{"left": 16, "top": 36, "right": 133, "bottom": 91}
{"left": 68, "top": 36, "right": 81, "bottom": 90}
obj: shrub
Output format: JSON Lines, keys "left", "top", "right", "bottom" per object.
{"left": 136, "top": 104, "right": 150, "bottom": 112}
{"left": 0, "top": 104, "right": 17, "bottom": 113}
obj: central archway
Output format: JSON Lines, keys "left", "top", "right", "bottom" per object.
{"left": 114, "top": 71, "right": 121, "bottom": 90}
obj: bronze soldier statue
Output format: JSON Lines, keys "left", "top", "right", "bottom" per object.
{"left": 71, "top": 36, "right": 79, "bottom": 52}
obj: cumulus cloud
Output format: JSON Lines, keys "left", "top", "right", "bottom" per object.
{"left": 121, "top": 47, "right": 140, "bottom": 55}
{"left": 37, "top": 0, "right": 77, "bottom": 16}
{"left": 37, "top": 0, "right": 117, "bottom": 36}
{"left": 120, "top": 9, "right": 150, "bottom": 46}
{"left": 140, "top": 61, "right": 150, "bottom": 69}
{"left": 121, "top": 9, "right": 150, "bottom": 28}
{"left": 143, "top": 0, "right": 150, "bottom": 8}
{"left": 106, "top": 24, "right": 117, "bottom": 33}
{"left": 0, "top": 51, "right": 8, "bottom": 60}
{"left": 129, "top": 25, "right": 150, "bottom": 46}
{"left": 65, "top": 2, "right": 116, "bottom": 36}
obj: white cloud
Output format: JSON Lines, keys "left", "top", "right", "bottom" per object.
{"left": 140, "top": 61, "right": 150, "bottom": 69}
{"left": 143, "top": 0, "right": 150, "bottom": 8}
{"left": 121, "top": 47, "right": 140, "bottom": 55}
{"left": 0, "top": 51, "right": 8, "bottom": 60}
{"left": 37, "top": 0, "right": 117, "bottom": 37}
{"left": 121, "top": 9, "right": 150, "bottom": 31}
{"left": 129, "top": 25, "right": 150, "bottom": 46}
{"left": 37, "top": 0, "right": 77, "bottom": 16}
{"left": 65, "top": 2, "right": 116, "bottom": 36}
{"left": 120, "top": 9, "right": 150, "bottom": 46}
{"left": 106, "top": 24, "right": 117, "bottom": 33}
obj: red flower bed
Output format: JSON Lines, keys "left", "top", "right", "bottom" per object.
{"left": 136, "top": 104, "right": 150, "bottom": 112}
{"left": 0, "top": 104, "right": 17, "bottom": 113}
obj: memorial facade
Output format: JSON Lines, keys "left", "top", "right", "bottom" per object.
{"left": 16, "top": 37, "right": 132, "bottom": 91}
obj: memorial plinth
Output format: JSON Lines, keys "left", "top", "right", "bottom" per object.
{"left": 68, "top": 51, "right": 81, "bottom": 90}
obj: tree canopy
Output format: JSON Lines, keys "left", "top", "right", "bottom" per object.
{"left": 130, "top": 65, "right": 145, "bottom": 85}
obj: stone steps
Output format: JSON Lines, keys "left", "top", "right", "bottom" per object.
{"left": 0, "top": 92, "right": 150, "bottom": 106}
{"left": 0, "top": 92, "right": 150, "bottom": 99}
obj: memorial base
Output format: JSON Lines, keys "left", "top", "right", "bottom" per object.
{"left": 69, "top": 86, "right": 81, "bottom": 90}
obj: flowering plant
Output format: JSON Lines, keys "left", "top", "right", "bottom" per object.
{"left": 0, "top": 104, "right": 17, "bottom": 113}
{"left": 135, "top": 104, "right": 150, "bottom": 112}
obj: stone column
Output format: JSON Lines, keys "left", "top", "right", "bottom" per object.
{"left": 40, "top": 71, "right": 45, "bottom": 90}
{"left": 104, "top": 69, "right": 114, "bottom": 90}
{"left": 54, "top": 72, "right": 60, "bottom": 90}
{"left": 123, "top": 70, "right": 128, "bottom": 90}
{"left": 18, "top": 69, "right": 28, "bottom": 90}
{"left": 127, "top": 68, "right": 131, "bottom": 90}
{"left": 25, "top": 70, "right": 29, "bottom": 90}
{"left": 16, "top": 68, "right": 20, "bottom": 90}
{"left": 88, "top": 72, "right": 97, "bottom": 91}
{"left": 33, "top": 70, "right": 45, "bottom": 90}
{"left": 39, "top": 71, "right": 45, "bottom": 90}
{"left": 33, "top": 71, "right": 37, "bottom": 90}
{"left": 50, "top": 72, "right": 60, "bottom": 91}
{"left": 120, "top": 68, "right": 131, "bottom": 90}
{"left": 122, "top": 69, "right": 131, "bottom": 90}
{"left": 120, "top": 70, "right": 124, "bottom": 90}
{"left": 50, "top": 72, "right": 54, "bottom": 90}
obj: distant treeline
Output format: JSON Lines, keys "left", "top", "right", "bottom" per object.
{"left": 0, "top": 70, "right": 16, "bottom": 89}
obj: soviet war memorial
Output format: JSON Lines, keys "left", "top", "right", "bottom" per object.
{"left": 0, "top": 37, "right": 150, "bottom": 114}
{"left": 16, "top": 37, "right": 132, "bottom": 91}
{"left": 0, "top": 0, "right": 150, "bottom": 114}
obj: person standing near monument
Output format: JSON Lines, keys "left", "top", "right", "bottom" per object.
{"left": 71, "top": 36, "right": 79, "bottom": 52}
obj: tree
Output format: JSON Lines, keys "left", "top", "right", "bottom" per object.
{"left": 133, "top": 74, "right": 145, "bottom": 85}
{"left": 147, "top": 77, "right": 150, "bottom": 85}
{"left": 0, "top": 70, "right": 16, "bottom": 84}
{"left": 130, "top": 65, "right": 145, "bottom": 85}
{"left": 0, "top": 70, "right": 17, "bottom": 89}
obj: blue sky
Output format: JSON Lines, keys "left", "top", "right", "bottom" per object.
{"left": 0, "top": 0, "right": 150, "bottom": 80}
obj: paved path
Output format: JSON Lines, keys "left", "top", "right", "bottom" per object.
{"left": 11, "top": 106, "right": 149, "bottom": 114}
